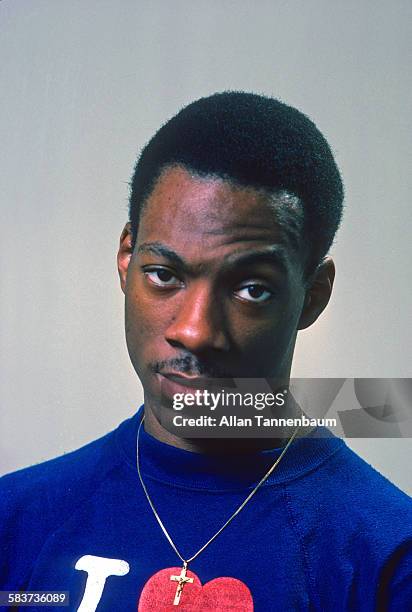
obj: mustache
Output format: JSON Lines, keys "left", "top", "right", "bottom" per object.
{"left": 151, "top": 355, "right": 234, "bottom": 379}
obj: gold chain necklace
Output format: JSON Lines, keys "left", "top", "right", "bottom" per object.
{"left": 136, "top": 413, "right": 299, "bottom": 606}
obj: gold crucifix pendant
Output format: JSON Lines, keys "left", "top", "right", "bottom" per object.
{"left": 170, "top": 561, "right": 194, "bottom": 605}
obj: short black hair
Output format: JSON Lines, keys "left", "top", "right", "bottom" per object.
{"left": 129, "top": 91, "right": 344, "bottom": 275}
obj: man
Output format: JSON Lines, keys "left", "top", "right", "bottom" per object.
{"left": 1, "top": 92, "right": 411, "bottom": 611}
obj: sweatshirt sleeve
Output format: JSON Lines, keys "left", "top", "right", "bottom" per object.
{"left": 379, "top": 540, "right": 412, "bottom": 611}
{"left": 0, "top": 470, "right": 53, "bottom": 590}
{"left": 0, "top": 429, "right": 119, "bottom": 590}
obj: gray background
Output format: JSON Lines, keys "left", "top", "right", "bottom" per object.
{"left": 1, "top": 1, "right": 411, "bottom": 493}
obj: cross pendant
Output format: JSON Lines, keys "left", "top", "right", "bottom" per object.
{"left": 170, "top": 561, "right": 194, "bottom": 605}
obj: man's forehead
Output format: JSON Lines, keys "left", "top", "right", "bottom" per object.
{"left": 141, "top": 164, "right": 305, "bottom": 250}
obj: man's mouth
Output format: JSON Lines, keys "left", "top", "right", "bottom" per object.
{"left": 159, "top": 372, "right": 218, "bottom": 389}
{"left": 156, "top": 371, "right": 236, "bottom": 400}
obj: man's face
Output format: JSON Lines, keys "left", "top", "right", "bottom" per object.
{"left": 119, "top": 165, "right": 313, "bottom": 415}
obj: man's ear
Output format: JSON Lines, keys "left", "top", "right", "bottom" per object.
{"left": 117, "top": 222, "right": 134, "bottom": 294}
{"left": 298, "top": 257, "right": 335, "bottom": 330}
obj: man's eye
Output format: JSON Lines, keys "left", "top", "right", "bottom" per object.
{"left": 234, "top": 283, "right": 273, "bottom": 303}
{"left": 144, "top": 268, "right": 181, "bottom": 287}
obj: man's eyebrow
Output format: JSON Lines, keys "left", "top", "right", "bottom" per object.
{"left": 225, "top": 247, "right": 289, "bottom": 273}
{"left": 136, "top": 242, "right": 186, "bottom": 267}
{"left": 137, "top": 241, "right": 289, "bottom": 274}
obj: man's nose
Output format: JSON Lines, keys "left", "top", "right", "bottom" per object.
{"left": 165, "top": 284, "right": 230, "bottom": 353}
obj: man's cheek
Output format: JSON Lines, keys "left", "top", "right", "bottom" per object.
{"left": 241, "top": 326, "right": 293, "bottom": 373}
{"left": 126, "top": 296, "right": 158, "bottom": 339}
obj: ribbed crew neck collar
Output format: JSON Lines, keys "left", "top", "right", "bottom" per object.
{"left": 116, "top": 406, "right": 345, "bottom": 491}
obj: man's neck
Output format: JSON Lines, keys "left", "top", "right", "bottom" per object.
{"left": 142, "top": 399, "right": 304, "bottom": 455}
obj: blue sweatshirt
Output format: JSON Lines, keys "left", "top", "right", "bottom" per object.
{"left": 1, "top": 406, "right": 411, "bottom": 611}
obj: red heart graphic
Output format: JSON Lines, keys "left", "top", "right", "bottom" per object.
{"left": 138, "top": 567, "right": 254, "bottom": 610}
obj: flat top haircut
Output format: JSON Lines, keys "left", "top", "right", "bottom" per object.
{"left": 129, "top": 91, "right": 344, "bottom": 275}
